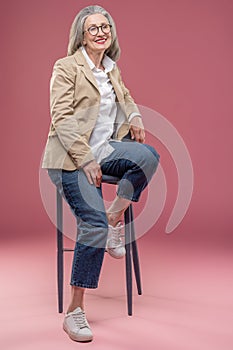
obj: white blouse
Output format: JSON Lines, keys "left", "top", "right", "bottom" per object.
{"left": 81, "top": 46, "right": 117, "bottom": 163}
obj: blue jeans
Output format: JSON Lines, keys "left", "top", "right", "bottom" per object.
{"left": 48, "top": 141, "right": 160, "bottom": 288}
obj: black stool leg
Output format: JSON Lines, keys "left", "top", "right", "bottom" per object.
{"left": 57, "top": 189, "right": 63, "bottom": 313}
{"left": 124, "top": 206, "right": 132, "bottom": 316}
{"left": 129, "top": 205, "right": 142, "bottom": 295}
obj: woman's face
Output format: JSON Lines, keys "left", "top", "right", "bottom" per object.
{"left": 83, "top": 13, "right": 112, "bottom": 54}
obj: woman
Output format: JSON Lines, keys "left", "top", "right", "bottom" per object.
{"left": 42, "top": 5, "right": 160, "bottom": 343}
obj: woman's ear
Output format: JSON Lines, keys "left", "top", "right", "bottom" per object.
{"left": 82, "top": 40, "right": 86, "bottom": 46}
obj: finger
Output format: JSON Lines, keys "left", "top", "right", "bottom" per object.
{"left": 135, "top": 127, "right": 144, "bottom": 143}
{"left": 90, "top": 171, "right": 98, "bottom": 187}
{"left": 96, "top": 170, "right": 102, "bottom": 187}
{"left": 133, "top": 127, "right": 141, "bottom": 142}
{"left": 85, "top": 170, "right": 94, "bottom": 185}
{"left": 139, "top": 129, "right": 145, "bottom": 143}
{"left": 92, "top": 168, "right": 102, "bottom": 187}
{"left": 96, "top": 178, "right": 101, "bottom": 187}
{"left": 130, "top": 127, "right": 135, "bottom": 140}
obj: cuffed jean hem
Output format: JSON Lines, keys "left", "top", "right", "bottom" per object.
{"left": 70, "top": 282, "right": 98, "bottom": 289}
{"left": 117, "top": 190, "right": 140, "bottom": 202}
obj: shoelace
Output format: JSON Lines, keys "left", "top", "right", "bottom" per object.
{"left": 72, "top": 311, "right": 89, "bottom": 329}
{"left": 109, "top": 224, "right": 124, "bottom": 247}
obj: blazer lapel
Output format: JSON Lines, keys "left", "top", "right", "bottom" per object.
{"left": 73, "top": 48, "right": 124, "bottom": 103}
{"left": 73, "top": 49, "right": 99, "bottom": 91}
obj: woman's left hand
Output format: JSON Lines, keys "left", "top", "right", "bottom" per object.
{"left": 129, "top": 116, "right": 145, "bottom": 143}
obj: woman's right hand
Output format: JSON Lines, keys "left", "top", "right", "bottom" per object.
{"left": 82, "top": 160, "right": 102, "bottom": 187}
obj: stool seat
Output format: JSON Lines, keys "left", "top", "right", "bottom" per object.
{"left": 56, "top": 175, "right": 142, "bottom": 316}
{"left": 102, "top": 175, "right": 120, "bottom": 184}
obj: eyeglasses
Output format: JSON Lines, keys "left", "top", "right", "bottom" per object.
{"left": 83, "top": 24, "right": 112, "bottom": 36}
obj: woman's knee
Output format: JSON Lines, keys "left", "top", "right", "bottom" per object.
{"left": 138, "top": 144, "right": 160, "bottom": 179}
{"left": 142, "top": 144, "right": 160, "bottom": 163}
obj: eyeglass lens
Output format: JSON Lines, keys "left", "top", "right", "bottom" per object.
{"left": 88, "top": 24, "right": 111, "bottom": 35}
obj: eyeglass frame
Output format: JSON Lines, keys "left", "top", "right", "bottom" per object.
{"left": 83, "top": 24, "right": 112, "bottom": 36}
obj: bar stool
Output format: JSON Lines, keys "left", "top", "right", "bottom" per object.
{"left": 56, "top": 175, "right": 142, "bottom": 316}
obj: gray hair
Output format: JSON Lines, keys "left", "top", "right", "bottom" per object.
{"left": 67, "top": 5, "right": 121, "bottom": 61}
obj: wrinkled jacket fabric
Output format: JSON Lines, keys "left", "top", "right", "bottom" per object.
{"left": 42, "top": 48, "right": 140, "bottom": 170}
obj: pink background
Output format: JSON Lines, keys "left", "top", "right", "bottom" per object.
{"left": 1, "top": 1, "right": 233, "bottom": 349}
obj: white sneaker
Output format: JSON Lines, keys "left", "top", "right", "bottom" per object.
{"left": 106, "top": 222, "right": 126, "bottom": 259}
{"left": 63, "top": 307, "right": 93, "bottom": 342}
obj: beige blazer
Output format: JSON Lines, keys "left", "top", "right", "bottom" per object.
{"left": 42, "top": 48, "right": 140, "bottom": 170}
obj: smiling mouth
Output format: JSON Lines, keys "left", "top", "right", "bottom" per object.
{"left": 95, "top": 38, "right": 107, "bottom": 44}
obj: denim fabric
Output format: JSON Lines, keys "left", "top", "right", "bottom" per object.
{"left": 102, "top": 141, "right": 160, "bottom": 202}
{"left": 48, "top": 141, "right": 160, "bottom": 289}
{"left": 48, "top": 168, "right": 108, "bottom": 289}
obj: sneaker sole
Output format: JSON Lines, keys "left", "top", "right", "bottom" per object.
{"left": 106, "top": 248, "right": 126, "bottom": 259}
{"left": 63, "top": 324, "right": 93, "bottom": 342}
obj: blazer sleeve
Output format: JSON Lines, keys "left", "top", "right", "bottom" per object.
{"left": 50, "top": 59, "right": 95, "bottom": 168}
